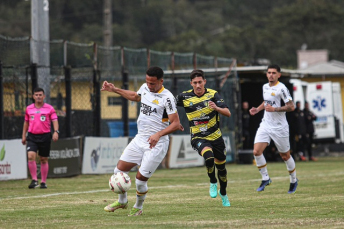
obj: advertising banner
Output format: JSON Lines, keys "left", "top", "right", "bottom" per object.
{"left": 223, "top": 132, "right": 235, "bottom": 163}
{"left": 0, "top": 139, "right": 27, "bottom": 180}
{"left": 167, "top": 135, "right": 204, "bottom": 168}
{"left": 82, "top": 137, "right": 129, "bottom": 174}
{"left": 48, "top": 136, "right": 82, "bottom": 178}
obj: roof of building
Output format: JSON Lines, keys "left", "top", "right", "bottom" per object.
{"left": 298, "top": 60, "right": 344, "bottom": 76}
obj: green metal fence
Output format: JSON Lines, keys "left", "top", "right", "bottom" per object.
{"left": 0, "top": 36, "right": 238, "bottom": 146}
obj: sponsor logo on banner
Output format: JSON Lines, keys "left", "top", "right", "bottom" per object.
{"left": 0, "top": 144, "right": 10, "bottom": 176}
{"left": 0, "top": 139, "right": 27, "bottom": 180}
{"left": 167, "top": 135, "right": 204, "bottom": 169}
{"left": 82, "top": 137, "right": 129, "bottom": 174}
{"left": 47, "top": 137, "right": 82, "bottom": 178}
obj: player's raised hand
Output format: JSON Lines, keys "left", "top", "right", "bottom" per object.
{"left": 249, "top": 107, "right": 259, "bottom": 115}
{"left": 101, "top": 81, "right": 116, "bottom": 92}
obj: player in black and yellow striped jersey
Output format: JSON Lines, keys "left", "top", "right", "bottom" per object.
{"left": 176, "top": 69, "right": 231, "bottom": 207}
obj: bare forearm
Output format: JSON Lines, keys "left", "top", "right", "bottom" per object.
{"left": 274, "top": 101, "right": 295, "bottom": 112}
{"left": 22, "top": 122, "right": 28, "bottom": 137}
{"left": 216, "top": 107, "right": 231, "bottom": 117}
{"left": 114, "top": 88, "right": 140, "bottom": 102}
{"left": 157, "top": 121, "right": 180, "bottom": 137}
{"left": 52, "top": 120, "right": 59, "bottom": 131}
{"left": 257, "top": 102, "right": 265, "bottom": 112}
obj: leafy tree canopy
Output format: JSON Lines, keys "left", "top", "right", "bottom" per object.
{"left": 1, "top": 0, "right": 343, "bottom": 68}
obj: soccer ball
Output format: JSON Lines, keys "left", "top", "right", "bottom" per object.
{"left": 109, "top": 172, "right": 131, "bottom": 194}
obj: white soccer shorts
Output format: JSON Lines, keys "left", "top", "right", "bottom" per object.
{"left": 254, "top": 123, "right": 290, "bottom": 153}
{"left": 119, "top": 135, "right": 169, "bottom": 178}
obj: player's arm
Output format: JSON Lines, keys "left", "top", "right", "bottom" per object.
{"left": 209, "top": 93, "right": 231, "bottom": 117}
{"left": 249, "top": 102, "right": 265, "bottom": 115}
{"left": 209, "top": 101, "right": 231, "bottom": 117}
{"left": 101, "top": 81, "right": 141, "bottom": 102}
{"left": 52, "top": 120, "right": 59, "bottom": 142}
{"left": 274, "top": 100, "right": 295, "bottom": 112}
{"left": 147, "top": 112, "right": 182, "bottom": 149}
{"left": 175, "top": 94, "right": 184, "bottom": 107}
{"left": 22, "top": 120, "right": 29, "bottom": 145}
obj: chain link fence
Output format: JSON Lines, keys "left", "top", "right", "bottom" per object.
{"left": 0, "top": 35, "right": 238, "bottom": 149}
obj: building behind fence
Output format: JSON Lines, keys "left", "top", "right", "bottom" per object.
{"left": 0, "top": 35, "right": 240, "bottom": 149}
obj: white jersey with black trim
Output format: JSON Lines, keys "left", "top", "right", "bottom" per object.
{"left": 262, "top": 81, "right": 293, "bottom": 128}
{"left": 136, "top": 83, "right": 177, "bottom": 141}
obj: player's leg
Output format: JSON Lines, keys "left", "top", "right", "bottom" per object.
{"left": 253, "top": 126, "right": 271, "bottom": 191}
{"left": 192, "top": 140, "right": 218, "bottom": 197}
{"left": 27, "top": 140, "right": 39, "bottom": 189}
{"left": 279, "top": 151, "right": 298, "bottom": 194}
{"left": 38, "top": 139, "right": 51, "bottom": 189}
{"left": 128, "top": 138, "right": 169, "bottom": 216}
{"left": 214, "top": 158, "right": 230, "bottom": 207}
{"left": 104, "top": 137, "right": 142, "bottom": 213}
{"left": 128, "top": 173, "right": 147, "bottom": 216}
{"left": 212, "top": 138, "right": 230, "bottom": 206}
{"left": 273, "top": 131, "right": 298, "bottom": 194}
{"left": 200, "top": 147, "right": 218, "bottom": 198}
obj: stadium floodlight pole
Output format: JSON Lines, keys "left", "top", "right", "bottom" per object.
{"left": 31, "top": 0, "right": 51, "bottom": 103}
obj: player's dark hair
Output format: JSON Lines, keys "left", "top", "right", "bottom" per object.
{"left": 267, "top": 64, "right": 281, "bottom": 72}
{"left": 146, "top": 66, "right": 164, "bottom": 80}
{"left": 190, "top": 69, "right": 205, "bottom": 81}
{"left": 33, "top": 87, "right": 45, "bottom": 94}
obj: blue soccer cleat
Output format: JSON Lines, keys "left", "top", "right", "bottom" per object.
{"left": 288, "top": 178, "right": 299, "bottom": 194}
{"left": 256, "top": 178, "right": 272, "bottom": 192}
{"left": 209, "top": 183, "right": 218, "bottom": 198}
{"left": 218, "top": 190, "right": 230, "bottom": 207}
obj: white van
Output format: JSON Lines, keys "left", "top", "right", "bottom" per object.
{"left": 290, "top": 79, "right": 344, "bottom": 143}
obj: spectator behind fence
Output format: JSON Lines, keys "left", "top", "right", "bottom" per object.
{"left": 242, "top": 101, "right": 251, "bottom": 149}
{"left": 22, "top": 87, "right": 59, "bottom": 189}
{"left": 303, "top": 101, "right": 318, "bottom": 161}
{"left": 293, "top": 101, "right": 307, "bottom": 161}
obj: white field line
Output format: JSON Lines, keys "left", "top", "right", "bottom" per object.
{"left": 1, "top": 172, "right": 344, "bottom": 201}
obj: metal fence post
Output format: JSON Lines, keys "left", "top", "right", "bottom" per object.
{"left": 93, "top": 69, "right": 101, "bottom": 137}
{"left": 64, "top": 66, "right": 72, "bottom": 137}
{"left": 31, "top": 63, "right": 38, "bottom": 93}
{"left": 0, "top": 61, "right": 3, "bottom": 139}
{"left": 122, "top": 67, "right": 129, "bottom": 137}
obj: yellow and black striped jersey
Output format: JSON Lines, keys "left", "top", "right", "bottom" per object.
{"left": 176, "top": 88, "right": 228, "bottom": 141}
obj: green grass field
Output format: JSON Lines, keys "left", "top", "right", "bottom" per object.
{"left": 1, "top": 157, "right": 344, "bottom": 228}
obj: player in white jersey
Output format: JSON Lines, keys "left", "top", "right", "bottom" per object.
{"left": 249, "top": 64, "right": 299, "bottom": 194}
{"left": 101, "top": 67, "right": 183, "bottom": 216}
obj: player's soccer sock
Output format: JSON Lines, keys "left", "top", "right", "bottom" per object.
{"left": 113, "top": 167, "right": 130, "bottom": 203}
{"left": 202, "top": 149, "right": 217, "bottom": 183}
{"left": 285, "top": 156, "right": 297, "bottom": 183}
{"left": 118, "top": 192, "right": 128, "bottom": 204}
{"left": 215, "top": 161, "right": 227, "bottom": 195}
{"left": 254, "top": 155, "right": 270, "bottom": 180}
{"left": 134, "top": 178, "right": 148, "bottom": 209}
{"left": 28, "top": 161, "right": 37, "bottom": 181}
{"left": 40, "top": 162, "right": 49, "bottom": 183}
